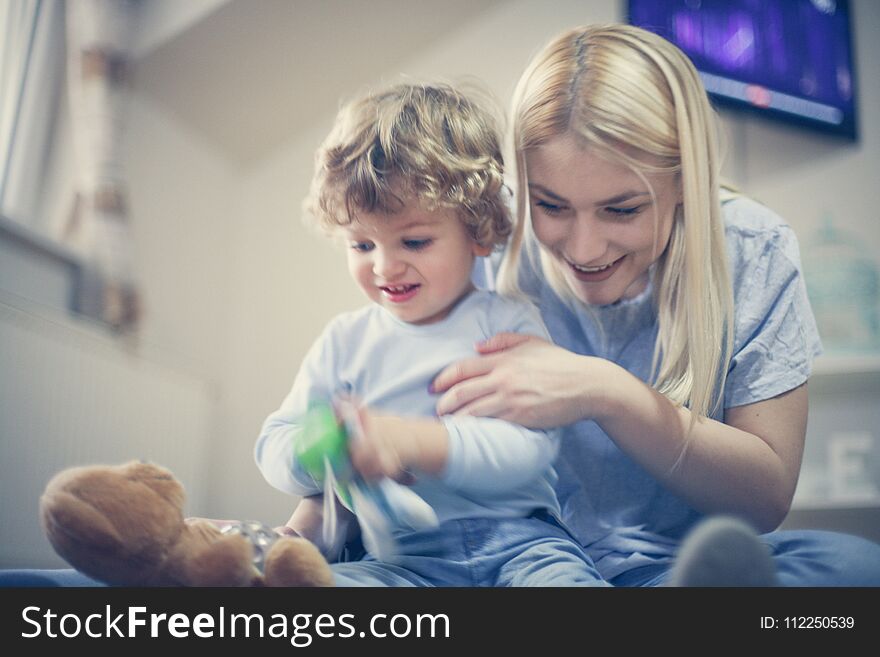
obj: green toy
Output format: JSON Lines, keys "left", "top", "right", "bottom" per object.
{"left": 295, "top": 402, "right": 354, "bottom": 507}
{"left": 293, "top": 399, "right": 438, "bottom": 561}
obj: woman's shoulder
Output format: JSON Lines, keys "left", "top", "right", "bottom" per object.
{"left": 722, "top": 194, "right": 790, "bottom": 237}
{"left": 721, "top": 194, "right": 804, "bottom": 270}
{"left": 469, "top": 287, "right": 539, "bottom": 316}
{"left": 720, "top": 195, "right": 823, "bottom": 405}
{"left": 721, "top": 195, "right": 814, "bottom": 346}
{"left": 468, "top": 288, "right": 546, "bottom": 333}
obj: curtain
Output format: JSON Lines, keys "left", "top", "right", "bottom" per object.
{"left": 0, "top": 0, "right": 38, "bottom": 205}
{"left": 0, "top": 0, "right": 63, "bottom": 226}
{"left": 63, "top": 0, "right": 139, "bottom": 330}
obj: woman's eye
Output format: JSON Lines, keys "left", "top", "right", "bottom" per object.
{"left": 605, "top": 205, "right": 645, "bottom": 217}
{"left": 534, "top": 199, "right": 565, "bottom": 215}
{"left": 350, "top": 242, "right": 374, "bottom": 252}
{"left": 403, "top": 238, "right": 432, "bottom": 251}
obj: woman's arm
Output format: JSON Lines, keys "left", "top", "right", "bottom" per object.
{"left": 432, "top": 333, "right": 807, "bottom": 532}
{"left": 596, "top": 365, "right": 806, "bottom": 533}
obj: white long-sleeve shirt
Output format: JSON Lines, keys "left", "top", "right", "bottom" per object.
{"left": 255, "top": 290, "right": 561, "bottom": 532}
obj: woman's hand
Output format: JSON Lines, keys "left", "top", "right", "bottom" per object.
{"left": 432, "top": 333, "right": 613, "bottom": 429}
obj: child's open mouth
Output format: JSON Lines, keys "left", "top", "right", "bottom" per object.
{"left": 380, "top": 284, "right": 421, "bottom": 303}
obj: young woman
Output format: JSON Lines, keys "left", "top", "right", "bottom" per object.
{"left": 432, "top": 24, "right": 880, "bottom": 586}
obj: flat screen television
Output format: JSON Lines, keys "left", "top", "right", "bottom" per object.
{"left": 627, "top": 0, "right": 858, "bottom": 140}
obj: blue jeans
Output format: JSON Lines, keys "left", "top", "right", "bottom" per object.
{"left": 609, "top": 529, "right": 880, "bottom": 587}
{"left": 332, "top": 514, "right": 607, "bottom": 586}
{"left": 4, "top": 528, "right": 879, "bottom": 587}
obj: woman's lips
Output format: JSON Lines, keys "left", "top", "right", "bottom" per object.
{"left": 567, "top": 255, "right": 624, "bottom": 282}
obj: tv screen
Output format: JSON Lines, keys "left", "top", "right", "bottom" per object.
{"left": 627, "top": 0, "right": 858, "bottom": 140}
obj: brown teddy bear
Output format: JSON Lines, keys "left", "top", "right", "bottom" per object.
{"left": 40, "top": 460, "right": 334, "bottom": 587}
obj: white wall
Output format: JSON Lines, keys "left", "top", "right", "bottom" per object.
{"left": 132, "top": 0, "right": 231, "bottom": 58}
{"left": 125, "top": 91, "right": 236, "bottom": 386}
{"left": 735, "top": 0, "right": 880, "bottom": 254}
{"left": 121, "top": 90, "right": 240, "bottom": 526}
{"left": 214, "top": 124, "right": 364, "bottom": 521}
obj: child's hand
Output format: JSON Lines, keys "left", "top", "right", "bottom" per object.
{"left": 277, "top": 495, "right": 359, "bottom": 561}
{"left": 348, "top": 408, "right": 417, "bottom": 483}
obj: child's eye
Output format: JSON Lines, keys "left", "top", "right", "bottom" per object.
{"left": 534, "top": 199, "right": 566, "bottom": 216}
{"left": 403, "top": 238, "right": 432, "bottom": 251}
{"left": 350, "top": 241, "right": 374, "bottom": 253}
{"left": 605, "top": 205, "right": 645, "bottom": 217}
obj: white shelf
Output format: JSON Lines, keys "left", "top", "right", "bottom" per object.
{"left": 812, "top": 353, "right": 880, "bottom": 376}
{"left": 791, "top": 496, "right": 880, "bottom": 511}
{"left": 791, "top": 468, "right": 880, "bottom": 511}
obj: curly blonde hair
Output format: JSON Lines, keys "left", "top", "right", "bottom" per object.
{"left": 305, "top": 82, "right": 511, "bottom": 249}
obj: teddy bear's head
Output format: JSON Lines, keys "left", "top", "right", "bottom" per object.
{"left": 41, "top": 461, "right": 197, "bottom": 584}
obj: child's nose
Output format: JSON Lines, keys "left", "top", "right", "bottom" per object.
{"left": 373, "top": 251, "right": 406, "bottom": 279}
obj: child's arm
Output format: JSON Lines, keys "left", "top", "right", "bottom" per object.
{"left": 351, "top": 407, "right": 559, "bottom": 495}
{"left": 348, "top": 411, "right": 448, "bottom": 481}
{"left": 255, "top": 320, "right": 343, "bottom": 497}
{"left": 276, "top": 496, "right": 324, "bottom": 540}
{"left": 277, "top": 495, "right": 358, "bottom": 559}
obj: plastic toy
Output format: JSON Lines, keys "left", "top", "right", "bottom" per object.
{"left": 295, "top": 399, "right": 438, "bottom": 561}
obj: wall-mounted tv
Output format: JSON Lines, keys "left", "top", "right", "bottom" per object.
{"left": 628, "top": 0, "right": 858, "bottom": 140}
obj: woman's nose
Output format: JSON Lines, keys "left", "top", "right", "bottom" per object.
{"left": 564, "top": 216, "right": 608, "bottom": 265}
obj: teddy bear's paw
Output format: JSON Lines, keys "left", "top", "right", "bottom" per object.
{"left": 264, "top": 537, "right": 334, "bottom": 587}
{"left": 217, "top": 520, "right": 283, "bottom": 575}
{"left": 176, "top": 530, "right": 261, "bottom": 587}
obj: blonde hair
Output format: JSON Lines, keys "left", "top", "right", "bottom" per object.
{"left": 501, "top": 24, "right": 734, "bottom": 423}
{"left": 305, "top": 82, "right": 511, "bottom": 249}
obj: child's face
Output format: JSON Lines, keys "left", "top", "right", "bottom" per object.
{"left": 526, "top": 133, "right": 679, "bottom": 306}
{"left": 341, "top": 205, "right": 490, "bottom": 325}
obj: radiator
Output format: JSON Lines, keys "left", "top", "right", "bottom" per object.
{"left": 0, "top": 298, "right": 216, "bottom": 567}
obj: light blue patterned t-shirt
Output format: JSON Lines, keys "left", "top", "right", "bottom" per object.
{"left": 476, "top": 196, "right": 822, "bottom": 579}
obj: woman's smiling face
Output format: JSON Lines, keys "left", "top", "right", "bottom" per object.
{"left": 526, "top": 133, "right": 680, "bottom": 306}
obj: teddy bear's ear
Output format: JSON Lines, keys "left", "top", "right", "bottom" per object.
{"left": 122, "top": 461, "right": 186, "bottom": 510}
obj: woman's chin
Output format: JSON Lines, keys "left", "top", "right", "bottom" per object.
{"left": 567, "top": 271, "right": 649, "bottom": 307}
{"left": 565, "top": 276, "right": 622, "bottom": 306}
{"left": 582, "top": 292, "right": 621, "bottom": 307}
